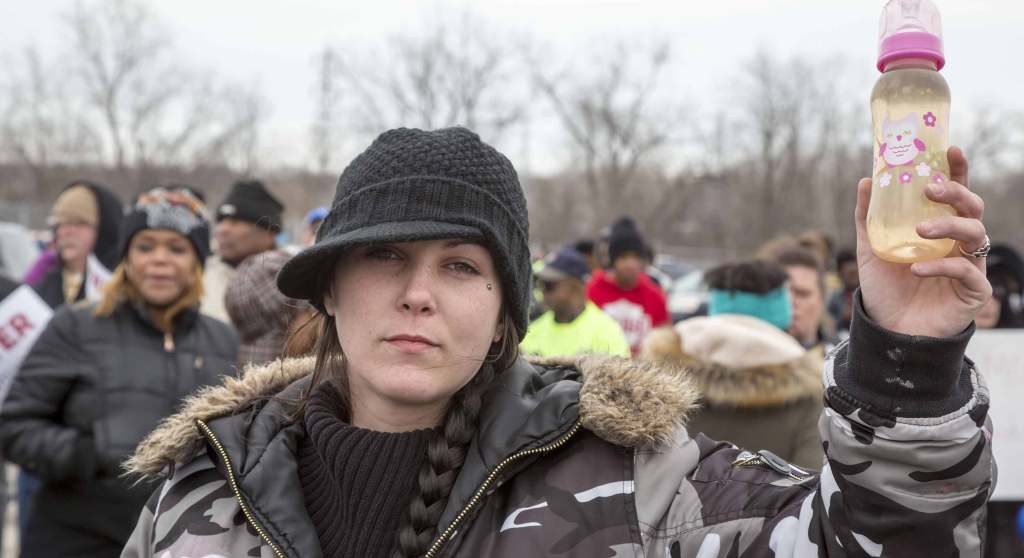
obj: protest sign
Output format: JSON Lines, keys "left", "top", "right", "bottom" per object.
{"left": 967, "top": 329, "right": 1024, "bottom": 501}
{"left": 0, "top": 285, "right": 54, "bottom": 411}
{"left": 84, "top": 253, "right": 113, "bottom": 302}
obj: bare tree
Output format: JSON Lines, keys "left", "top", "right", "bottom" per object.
{"left": 189, "top": 82, "right": 266, "bottom": 174}
{"left": 310, "top": 47, "right": 342, "bottom": 173}
{"left": 333, "top": 12, "right": 527, "bottom": 143}
{"left": 958, "top": 107, "right": 1024, "bottom": 184}
{"left": 0, "top": 48, "right": 101, "bottom": 194}
{"left": 64, "top": 0, "right": 266, "bottom": 173}
{"left": 65, "top": 0, "right": 168, "bottom": 171}
{"left": 728, "top": 52, "right": 871, "bottom": 248}
{"left": 532, "top": 40, "right": 680, "bottom": 228}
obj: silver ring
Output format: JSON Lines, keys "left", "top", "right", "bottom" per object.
{"left": 959, "top": 235, "right": 991, "bottom": 259}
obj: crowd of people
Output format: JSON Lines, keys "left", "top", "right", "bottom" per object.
{"left": 0, "top": 126, "right": 1017, "bottom": 556}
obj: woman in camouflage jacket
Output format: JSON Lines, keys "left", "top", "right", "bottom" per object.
{"left": 122, "top": 131, "right": 994, "bottom": 557}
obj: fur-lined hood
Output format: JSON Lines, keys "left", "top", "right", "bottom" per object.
{"left": 127, "top": 354, "right": 699, "bottom": 477}
{"left": 641, "top": 314, "right": 822, "bottom": 408}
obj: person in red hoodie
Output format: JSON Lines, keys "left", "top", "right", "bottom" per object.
{"left": 587, "top": 217, "right": 668, "bottom": 355}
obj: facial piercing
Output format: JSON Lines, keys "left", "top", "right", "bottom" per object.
{"left": 486, "top": 283, "right": 493, "bottom": 291}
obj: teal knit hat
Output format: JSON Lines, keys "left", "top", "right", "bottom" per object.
{"left": 709, "top": 286, "right": 792, "bottom": 331}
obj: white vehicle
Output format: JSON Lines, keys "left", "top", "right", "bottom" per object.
{"left": 0, "top": 222, "right": 40, "bottom": 281}
{"left": 667, "top": 269, "right": 708, "bottom": 323}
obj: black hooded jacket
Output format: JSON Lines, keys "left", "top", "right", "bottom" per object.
{"left": 0, "top": 299, "right": 238, "bottom": 557}
{"left": 31, "top": 180, "right": 124, "bottom": 309}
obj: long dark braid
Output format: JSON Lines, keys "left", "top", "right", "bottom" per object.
{"left": 394, "top": 318, "right": 520, "bottom": 558}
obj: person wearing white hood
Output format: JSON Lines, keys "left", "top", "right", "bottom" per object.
{"left": 642, "top": 260, "right": 825, "bottom": 470}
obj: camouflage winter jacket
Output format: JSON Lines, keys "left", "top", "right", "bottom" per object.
{"left": 121, "top": 298, "right": 994, "bottom": 557}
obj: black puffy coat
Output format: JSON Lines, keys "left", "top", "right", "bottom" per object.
{"left": 0, "top": 300, "right": 238, "bottom": 557}
{"left": 30, "top": 180, "right": 124, "bottom": 309}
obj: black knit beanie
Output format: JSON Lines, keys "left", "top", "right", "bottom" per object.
{"left": 277, "top": 127, "right": 532, "bottom": 336}
{"left": 216, "top": 180, "right": 284, "bottom": 232}
{"left": 608, "top": 216, "right": 647, "bottom": 264}
{"left": 119, "top": 187, "right": 212, "bottom": 265}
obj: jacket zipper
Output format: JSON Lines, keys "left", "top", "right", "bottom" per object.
{"left": 731, "top": 452, "right": 812, "bottom": 482}
{"left": 197, "top": 420, "right": 287, "bottom": 558}
{"left": 424, "top": 419, "right": 583, "bottom": 558}
{"left": 163, "top": 332, "right": 175, "bottom": 352}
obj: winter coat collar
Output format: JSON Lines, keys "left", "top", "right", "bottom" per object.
{"left": 126, "top": 354, "right": 697, "bottom": 557}
{"left": 127, "top": 354, "right": 698, "bottom": 478}
{"left": 68, "top": 299, "right": 201, "bottom": 336}
{"left": 641, "top": 314, "right": 822, "bottom": 408}
{"left": 124, "top": 298, "right": 200, "bottom": 335}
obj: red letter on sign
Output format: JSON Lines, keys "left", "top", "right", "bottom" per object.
{"left": 10, "top": 313, "right": 34, "bottom": 337}
{"left": 0, "top": 326, "right": 15, "bottom": 350}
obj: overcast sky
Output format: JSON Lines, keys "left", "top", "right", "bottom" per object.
{"left": 1, "top": 0, "right": 1021, "bottom": 172}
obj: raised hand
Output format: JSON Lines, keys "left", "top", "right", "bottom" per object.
{"left": 855, "top": 146, "right": 991, "bottom": 338}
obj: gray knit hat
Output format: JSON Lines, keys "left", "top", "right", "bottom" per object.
{"left": 277, "top": 127, "right": 531, "bottom": 336}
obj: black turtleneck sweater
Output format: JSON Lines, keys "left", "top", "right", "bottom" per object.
{"left": 297, "top": 383, "right": 432, "bottom": 558}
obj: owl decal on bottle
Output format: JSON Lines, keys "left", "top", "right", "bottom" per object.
{"left": 879, "top": 114, "right": 926, "bottom": 167}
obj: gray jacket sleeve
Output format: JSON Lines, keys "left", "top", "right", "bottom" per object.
{"left": 121, "top": 488, "right": 158, "bottom": 558}
{"left": 637, "top": 292, "right": 993, "bottom": 557}
{"left": 120, "top": 455, "right": 264, "bottom": 558}
{"left": 0, "top": 306, "right": 97, "bottom": 481}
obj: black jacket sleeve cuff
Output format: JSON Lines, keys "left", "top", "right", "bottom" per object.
{"left": 834, "top": 289, "right": 975, "bottom": 418}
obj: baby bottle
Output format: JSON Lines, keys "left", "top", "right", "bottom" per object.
{"left": 868, "top": 0, "right": 955, "bottom": 263}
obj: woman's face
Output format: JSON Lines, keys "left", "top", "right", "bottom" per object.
{"left": 125, "top": 230, "right": 198, "bottom": 307}
{"left": 325, "top": 239, "right": 503, "bottom": 427}
{"left": 55, "top": 220, "right": 97, "bottom": 268}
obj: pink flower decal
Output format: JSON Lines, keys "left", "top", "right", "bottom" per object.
{"left": 923, "top": 112, "right": 937, "bottom": 127}
{"left": 899, "top": 172, "right": 913, "bottom": 184}
{"left": 932, "top": 173, "right": 946, "bottom": 184}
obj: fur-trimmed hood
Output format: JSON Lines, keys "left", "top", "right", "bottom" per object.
{"left": 641, "top": 314, "right": 823, "bottom": 408}
{"left": 127, "top": 354, "right": 699, "bottom": 477}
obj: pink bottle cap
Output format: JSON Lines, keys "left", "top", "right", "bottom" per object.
{"left": 877, "top": 0, "right": 945, "bottom": 72}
